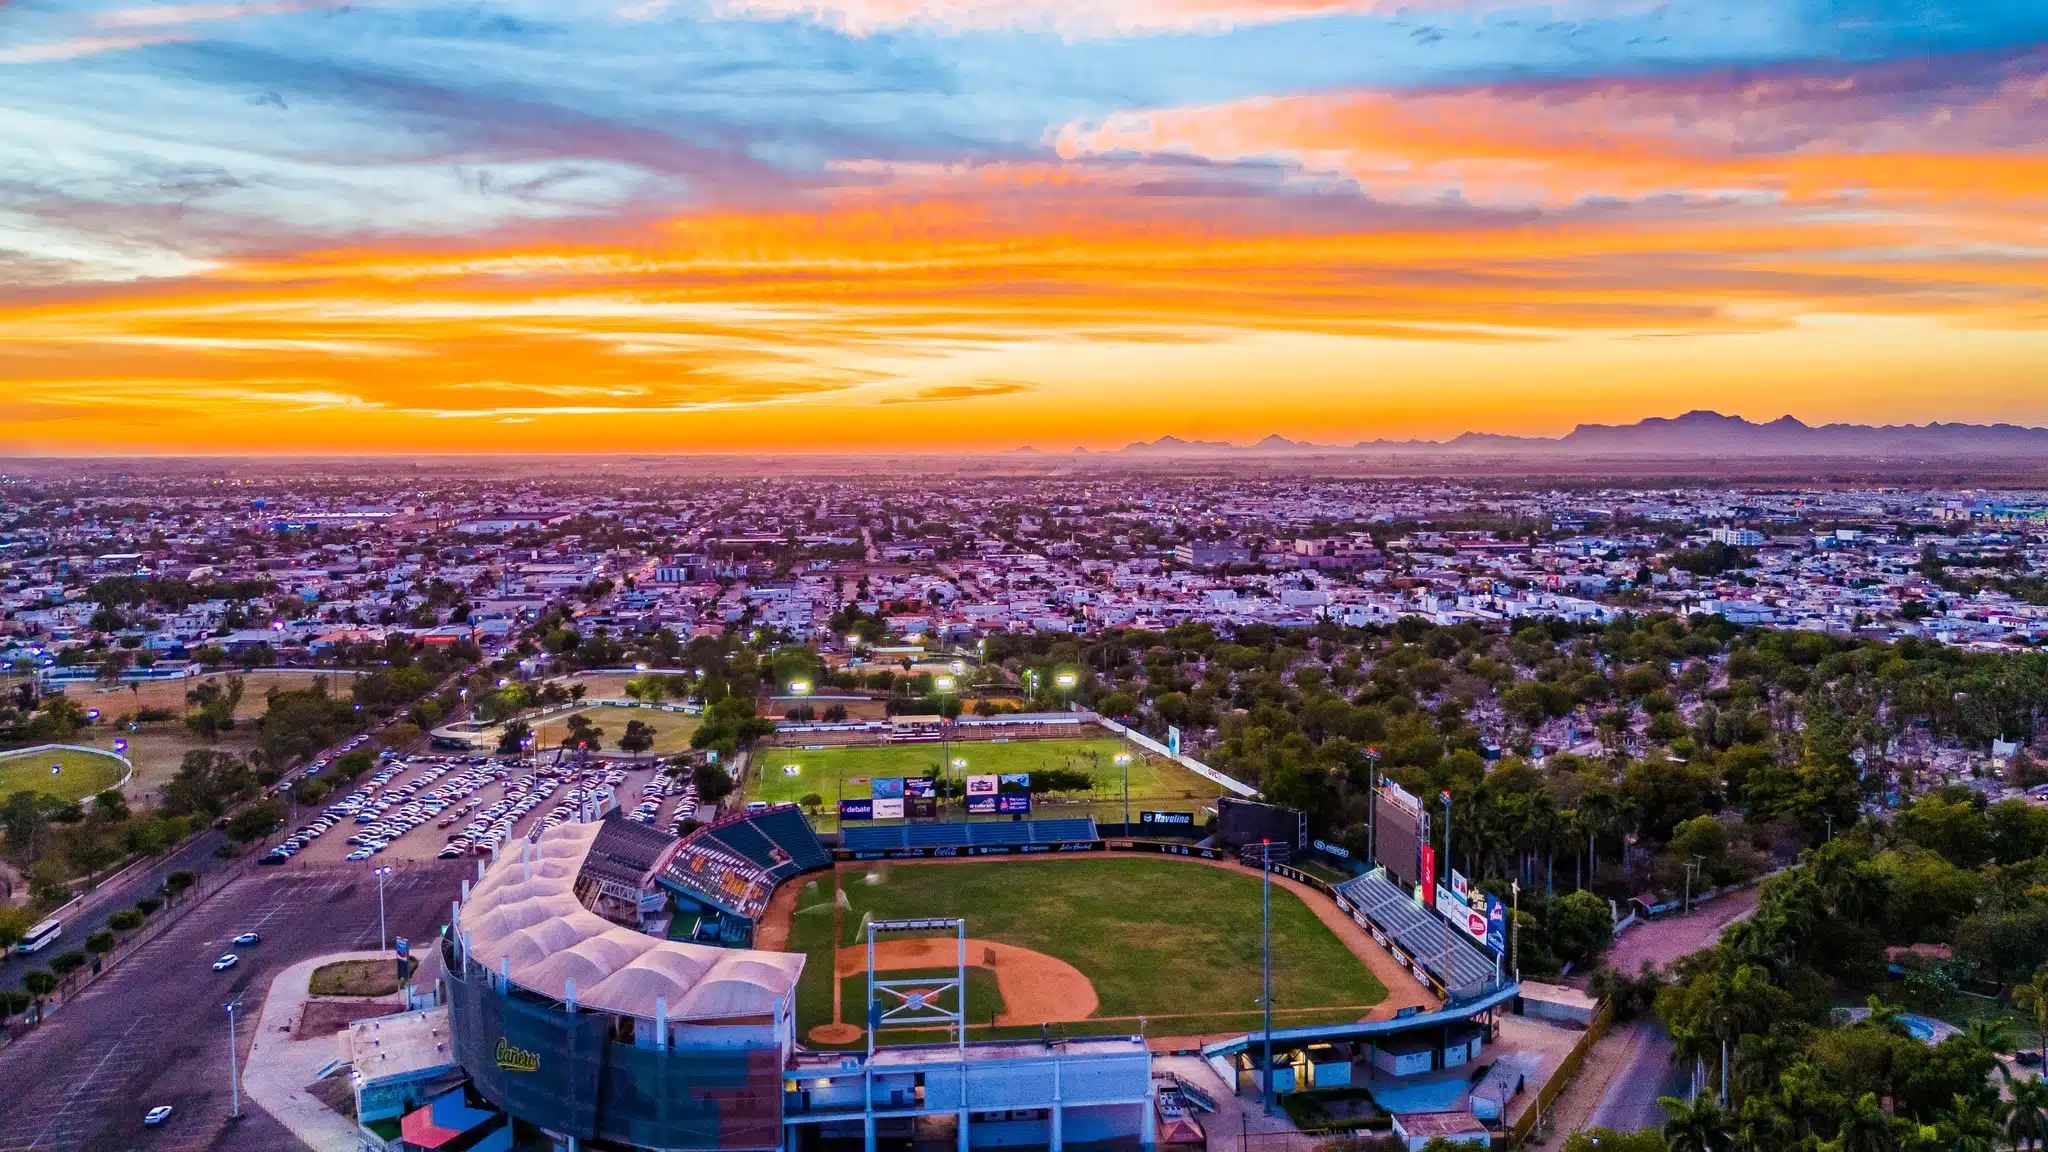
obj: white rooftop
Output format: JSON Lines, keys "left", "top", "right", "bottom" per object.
{"left": 458, "top": 821, "right": 802, "bottom": 1024}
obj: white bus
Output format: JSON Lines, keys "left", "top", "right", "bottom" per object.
{"left": 14, "top": 918, "right": 60, "bottom": 954}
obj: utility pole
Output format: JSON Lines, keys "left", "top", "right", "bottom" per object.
{"left": 1511, "top": 879, "right": 1520, "bottom": 983}
{"left": 1261, "top": 840, "right": 1275, "bottom": 1117}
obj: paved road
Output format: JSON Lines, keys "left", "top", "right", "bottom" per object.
{"left": 1587, "top": 1021, "right": 1694, "bottom": 1133}
{"left": 0, "top": 861, "right": 465, "bottom": 1152}
{"left": 0, "top": 828, "right": 235, "bottom": 994}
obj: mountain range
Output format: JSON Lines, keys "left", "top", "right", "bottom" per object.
{"left": 1100, "top": 411, "right": 2048, "bottom": 457}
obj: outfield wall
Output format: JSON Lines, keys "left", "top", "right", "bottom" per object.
{"left": 1089, "top": 714, "right": 1259, "bottom": 798}
{"left": 0, "top": 742, "right": 135, "bottom": 794}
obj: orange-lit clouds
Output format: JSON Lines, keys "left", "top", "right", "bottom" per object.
{"left": 6, "top": 42, "right": 2048, "bottom": 454}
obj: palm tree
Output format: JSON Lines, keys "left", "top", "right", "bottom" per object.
{"left": 1662, "top": 1093, "right": 1737, "bottom": 1152}
{"left": 2002, "top": 1070, "right": 2048, "bottom": 1151}
{"left": 1967, "top": 1017, "right": 2014, "bottom": 1056}
{"left": 2013, "top": 967, "right": 2048, "bottom": 1071}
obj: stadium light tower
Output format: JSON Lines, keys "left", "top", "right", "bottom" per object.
{"left": 934, "top": 675, "right": 957, "bottom": 813}
{"left": 1260, "top": 839, "right": 1275, "bottom": 1116}
{"left": 1114, "top": 752, "right": 1133, "bottom": 830}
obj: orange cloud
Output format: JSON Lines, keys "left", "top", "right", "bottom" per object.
{"left": 7, "top": 57, "right": 2048, "bottom": 455}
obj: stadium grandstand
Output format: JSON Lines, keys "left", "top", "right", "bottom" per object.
{"left": 839, "top": 817, "right": 1099, "bottom": 856}
{"left": 429, "top": 815, "right": 1157, "bottom": 1152}
{"left": 1333, "top": 870, "right": 1501, "bottom": 1001}
{"left": 658, "top": 804, "right": 833, "bottom": 945}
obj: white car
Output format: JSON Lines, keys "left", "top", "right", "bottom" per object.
{"left": 144, "top": 1105, "right": 173, "bottom": 1127}
{"left": 212, "top": 953, "right": 239, "bottom": 972}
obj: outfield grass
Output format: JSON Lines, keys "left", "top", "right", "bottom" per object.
{"left": 0, "top": 747, "right": 129, "bottom": 803}
{"left": 749, "top": 737, "right": 1225, "bottom": 829}
{"left": 818, "top": 857, "right": 1384, "bottom": 1030}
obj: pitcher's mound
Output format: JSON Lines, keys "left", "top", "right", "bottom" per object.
{"left": 836, "top": 937, "right": 1098, "bottom": 1025}
{"left": 810, "top": 1023, "right": 864, "bottom": 1044}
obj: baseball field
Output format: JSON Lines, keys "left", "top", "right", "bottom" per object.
{"left": 749, "top": 737, "right": 1227, "bottom": 829}
{"left": 0, "top": 747, "right": 130, "bottom": 804}
{"left": 782, "top": 855, "right": 1389, "bottom": 1047}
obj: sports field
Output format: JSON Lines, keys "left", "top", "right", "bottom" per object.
{"left": 532, "top": 706, "right": 699, "bottom": 754}
{"left": 784, "top": 856, "right": 1387, "bottom": 1046}
{"left": 0, "top": 747, "right": 130, "bottom": 803}
{"left": 749, "top": 737, "right": 1226, "bottom": 828}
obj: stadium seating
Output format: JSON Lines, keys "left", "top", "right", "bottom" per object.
{"left": 693, "top": 804, "right": 832, "bottom": 882}
{"left": 839, "top": 817, "right": 1100, "bottom": 853}
{"left": 1333, "top": 871, "right": 1499, "bottom": 1000}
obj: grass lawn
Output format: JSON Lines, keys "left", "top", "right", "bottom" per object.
{"left": 533, "top": 706, "right": 698, "bottom": 754}
{"left": 63, "top": 725, "right": 259, "bottom": 804}
{"left": 0, "top": 747, "right": 130, "bottom": 803}
{"left": 310, "top": 957, "right": 416, "bottom": 997}
{"left": 819, "top": 857, "right": 1384, "bottom": 1030}
{"left": 750, "top": 737, "right": 1226, "bottom": 830}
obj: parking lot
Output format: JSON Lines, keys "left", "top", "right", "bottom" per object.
{"left": 274, "top": 751, "right": 712, "bottom": 868}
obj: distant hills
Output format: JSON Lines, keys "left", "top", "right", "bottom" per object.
{"left": 1101, "top": 411, "right": 2048, "bottom": 457}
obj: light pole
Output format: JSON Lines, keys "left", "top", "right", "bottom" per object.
{"left": 1054, "top": 670, "right": 1077, "bottom": 713}
{"left": 225, "top": 1001, "right": 241, "bottom": 1119}
{"left": 935, "top": 675, "right": 955, "bottom": 816}
{"left": 1114, "top": 753, "right": 1132, "bottom": 832}
{"left": 374, "top": 865, "right": 392, "bottom": 952}
{"left": 788, "top": 679, "right": 811, "bottom": 724}
{"left": 1364, "top": 747, "right": 1379, "bottom": 868}
{"left": 1260, "top": 839, "right": 1275, "bottom": 1116}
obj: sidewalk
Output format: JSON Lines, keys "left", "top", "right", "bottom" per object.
{"left": 245, "top": 950, "right": 394, "bottom": 1152}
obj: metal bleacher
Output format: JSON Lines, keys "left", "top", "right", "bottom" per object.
{"left": 696, "top": 804, "right": 832, "bottom": 881}
{"left": 1334, "top": 870, "right": 1499, "bottom": 1001}
{"left": 841, "top": 817, "right": 1100, "bottom": 853}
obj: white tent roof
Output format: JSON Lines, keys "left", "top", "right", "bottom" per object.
{"left": 458, "top": 822, "right": 803, "bottom": 1022}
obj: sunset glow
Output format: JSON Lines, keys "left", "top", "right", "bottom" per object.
{"left": 4, "top": 1, "right": 2047, "bottom": 453}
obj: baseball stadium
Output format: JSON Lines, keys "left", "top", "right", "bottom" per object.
{"left": 418, "top": 713, "right": 1519, "bottom": 1152}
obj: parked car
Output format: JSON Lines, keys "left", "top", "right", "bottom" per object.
{"left": 212, "top": 953, "right": 238, "bottom": 972}
{"left": 232, "top": 931, "right": 261, "bottom": 947}
{"left": 143, "top": 1105, "right": 173, "bottom": 1127}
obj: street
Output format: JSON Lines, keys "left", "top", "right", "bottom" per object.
{"left": 1586, "top": 1022, "right": 1694, "bottom": 1133}
{"left": 1, "top": 827, "right": 235, "bottom": 995}
{"left": 0, "top": 861, "right": 464, "bottom": 1152}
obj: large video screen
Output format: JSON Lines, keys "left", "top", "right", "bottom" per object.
{"left": 1371, "top": 786, "right": 1425, "bottom": 888}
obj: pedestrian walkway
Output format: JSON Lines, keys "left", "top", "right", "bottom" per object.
{"left": 244, "top": 950, "right": 394, "bottom": 1152}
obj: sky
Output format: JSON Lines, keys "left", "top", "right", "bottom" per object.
{"left": 2, "top": 0, "right": 2047, "bottom": 454}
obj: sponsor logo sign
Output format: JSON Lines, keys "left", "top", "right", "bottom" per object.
{"left": 872, "top": 778, "right": 905, "bottom": 800}
{"left": 1140, "top": 811, "right": 1195, "bottom": 826}
{"left": 873, "top": 798, "right": 906, "bottom": 820}
{"left": 837, "top": 799, "right": 874, "bottom": 821}
{"left": 495, "top": 1038, "right": 541, "bottom": 1073}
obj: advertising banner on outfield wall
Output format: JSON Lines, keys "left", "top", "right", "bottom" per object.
{"left": 1139, "top": 811, "right": 1196, "bottom": 827}
{"left": 872, "top": 777, "right": 905, "bottom": 800}
{"left": 838, "top": 799, "right": 874, "bottom": 821}
{"left": 906, "top": 776, "right": 937, "bottom": 818}
{"left": 873, "top": 798, "right": 906, "bottom": 819}
{"left": 966, "top": 774, "right": 998, "bottom": 814}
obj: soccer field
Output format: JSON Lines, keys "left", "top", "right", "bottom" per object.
{"left": 747, "top": 736, "right": 1226, "bottom": 828}
{"left": 785, "top": 856, "right": 1387, "bottom": 1046}
{"left": 0, "top": 748, "right": 130, "bottom": 803}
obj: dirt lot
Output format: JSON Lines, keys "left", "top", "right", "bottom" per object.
{"left": 59, "top": 670, "right": 362, "bottom": 721}
{"left": 60, "top": 723, "right": 260, "bottom": 804}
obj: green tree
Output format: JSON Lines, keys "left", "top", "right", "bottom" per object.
{"left": 2014, "top": 966, "right": 2048, "bottom": 1072}
{"left": 1546, "top": 889, "right": 1613, "bottom": 966}
{"left": 617, "top": 719, "right": 656, "bottom": 755}
{"left": 2005, "top": 1070, "right": 2048, "bottom": 1151}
